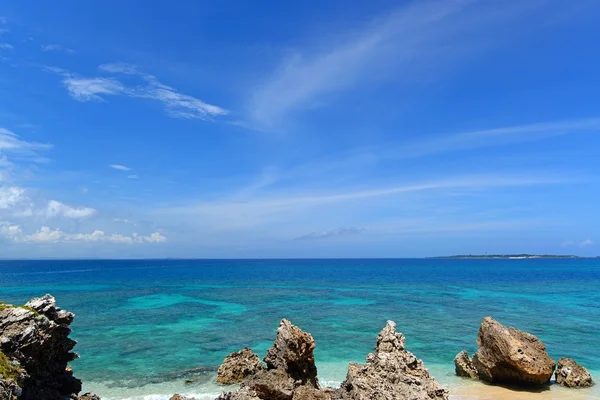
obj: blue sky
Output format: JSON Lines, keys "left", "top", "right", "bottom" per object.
{"left": 1, "top": 0, "right": 600, "bottom": 258}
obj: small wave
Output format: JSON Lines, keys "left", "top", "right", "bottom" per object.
{"left": 105, "top": 393, "right": 221, "bottom": 400}
{"left": 319, "top": 380, "right": 342, "bottom": 388}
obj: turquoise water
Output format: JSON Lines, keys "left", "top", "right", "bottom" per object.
{"left": 0, "top": 259, "right": 599, "bottom": 399}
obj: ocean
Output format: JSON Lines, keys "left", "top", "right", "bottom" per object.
{"left": 0, "top": 259, "right": 599, "bottom": 399}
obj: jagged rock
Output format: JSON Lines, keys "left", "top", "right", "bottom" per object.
{"left": 75, "top": 394, "right": 102, "bottom": 400}
{"left": 169, "top": 395, "right": 195, "bottom": 400}
{"left": 454, "top": 350, "right": 478, "bottom": 379}
{"left": 216, "top": 387, "right": 261, "bottom": 400}
{"left": 242, "top": 369, "right": 296, "bottom": 400}
{"left": 471, "top": 317, "right": 556, "bottom": 385}
{"left": 217, "top": 348, "right": 265, "bottom": 384}
{"left": 555, "top": 358, "right": 594, "bottom": 388}
{"left": 0, "top": 295, "right": 82, "bottom": 400}
{"left": 333, "top": 320, "right": 448, "bottom": 400}
{"left": 264, "top": 319, "right": 318, "bottom": 387}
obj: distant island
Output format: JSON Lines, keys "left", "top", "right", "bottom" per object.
{"left": 431, "top": 254, "right": 597, "bottom": 259}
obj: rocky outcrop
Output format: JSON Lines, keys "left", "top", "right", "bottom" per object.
{"left": 217, "top": 348, "right": 265, "bottom": 384}
{"left": 217, "top": 319, "right": 322, "bottom": 400}
{"left": 454, "top": 350, "right": 478, "bottom": 379}
{"left": 264, "top": 319, "right": 318, "bottom": 387}
{"left": 457, "top": 317, "right": 556, "bottom": 386}
{"left": 332, "top": 321, "right": 448, "bottom": 400}
{"left": 217, "top": 319, "right": 447, "bottom": 400}
{"left": 555, "top": 358, "right": 594, "bottom": 388}
{"left": 0, "top": 295, "right": 99, "bottom": 400}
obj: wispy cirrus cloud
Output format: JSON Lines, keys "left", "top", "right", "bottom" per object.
{"left": 295, "top": 227, "right": 367, "bottom": 241}
{"left": 41, "top": 44, "right": 74, "bottom": 54}
{"left": 158, "top": 173, "right": 571, "bottom": 235}
{"left": 50, "top": 63, "right": 228, "bottom": 120}
{"left": 248, "top": 0, "right": 548, "bottom": 129}
{"left": 580, "top": 239, "right": 594, "bottom": 247}
{"left": 267, "top": 117, "right": 600, "bottom": 187}
{"left": 0, "top": 128, "right": 51, "bottom": 156}
{"left": 110, "top": 164, "right": 132, "bottom": 171}
{"left": 0, "top": 43, "right": 13, "bottom": 50}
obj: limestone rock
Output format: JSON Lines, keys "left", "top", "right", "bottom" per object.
{"left": 333, "top": 320, "right": 449, "bottom": 400}
{"left": 471, "top": 317, "right": 556, "bottom": 385}
{"left": 0, "top": 295, "right": 82, "bottom": 400}
{"left": 555, "top": 358, "right": 594, "bottom": 388}
{"left": 264, "top": 319, "right": 318, "bottom": 387}
{"left": 292, "top": 385, "right": 331, "bottom": 400}
{"left": 454, "top": 350, "right": 478, "bottom": 379}
{"left": 217, "top": 348, "right": 265, "bottom": 384}
{"left": 241, "top": 369, "right": 296, "bottom": 400}
{"left": 169, "top": 395, "right": 196, "bottom": 400}
{"left": 216, "top": 387, "right": 261, "bottom": 400}
{"left": 76, "top": 394, "right": 103, "bottom": 400}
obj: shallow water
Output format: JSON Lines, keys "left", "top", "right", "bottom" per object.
{"left": 0, "top": 259, "right": 599, "bottom": 399}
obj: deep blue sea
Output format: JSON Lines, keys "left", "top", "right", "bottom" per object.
{"left": 1, "top": 259, "right": 599, "bottom": 399}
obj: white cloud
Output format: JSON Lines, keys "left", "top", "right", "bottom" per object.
{"left": 580, "top": 239, "right": 594, "bottom": 247}
{"left": 46, "top": 200, "right": 96, "bottom": 219}
{"left": 127, "top": 174, "right": 138, "bottom": 179}
{"left": 296, "top": 227, "right": 367, "bottom": 240}
{"left": 23, "top": 226, "right": 63, "bottom": 243}
{"left": 0, "top": 43, "right": 13, "bottom": 50}
{"left": 0, "top": 187, "right": 26, "bottom": 209}
{"left": 1, "top": 224, "right": 167, "bottom": 245}
{"left": 133, "top": 232, "right": 168, "bottom": 243}
{"left": 41, "top": 44, "right": 74, "bottom": 53}
{"left": 110, "top": 164, "right": 132, "bottom": 171}
{"left": 55, "top": 64, "right": 228, "bottom": 120}
{"left": 63, "top": 77, "right": 126, "bottom": 102}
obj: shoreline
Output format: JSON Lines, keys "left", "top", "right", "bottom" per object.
{"left": 80, "top": 364, "right": 600, "bottom": 400}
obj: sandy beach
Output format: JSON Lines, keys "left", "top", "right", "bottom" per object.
{"left": 450, "top": 378, "right": 599, "bottom": 400}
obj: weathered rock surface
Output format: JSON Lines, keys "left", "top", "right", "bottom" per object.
{"left": 217, "top": 347, "right": 265, "bottom": 384}
{"left": 0, "top": 295, "right": 99, "bottom": 400}
{"left": 76, "top": 393, "right": 103, "bottom": 400}
{"left": 470, "top": 317, "right": 556, "bottom": 385}
{"left": 555, "top": 358, "right": 594, "bottom": 388}
{"left": 242, "top": 369, "right": 296, "bottom": 400}
{"left": 292, "top": 386, "right": 332, "bottom": 400}
{"left": 216, "top": 387, "right": 261, "bottom": 400}
{"left": 332, "top": 320, "right": 449, "bottom": 400}
{"left": 264, "top": 319, "right": 318, "bottom": 387}
{"left": 169, "top": 395, "right": 196, "bottom": 400}
{"left": 454, "top": 350, "right": 478, "bottom": 379}
{"left": 0, "top": 376, "right": 22, "bottom": 400}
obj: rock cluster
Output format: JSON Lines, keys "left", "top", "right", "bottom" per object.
{"left": 0, "top": 295, "right": 99, "bottom": 400}
{"left": 214, "top": 319, "right": 447, "bottom": 400}
{"left": 332, "top": 321, "right": 448, "bottom": 400}
{"left": 217, "top": 347, "right": 265, "bottom": 384}
{"left": 555, "top": 358, "right": 594, "bottom": 388}
{"left": 455, "top": 317, "right": 594, "bottom": 390}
